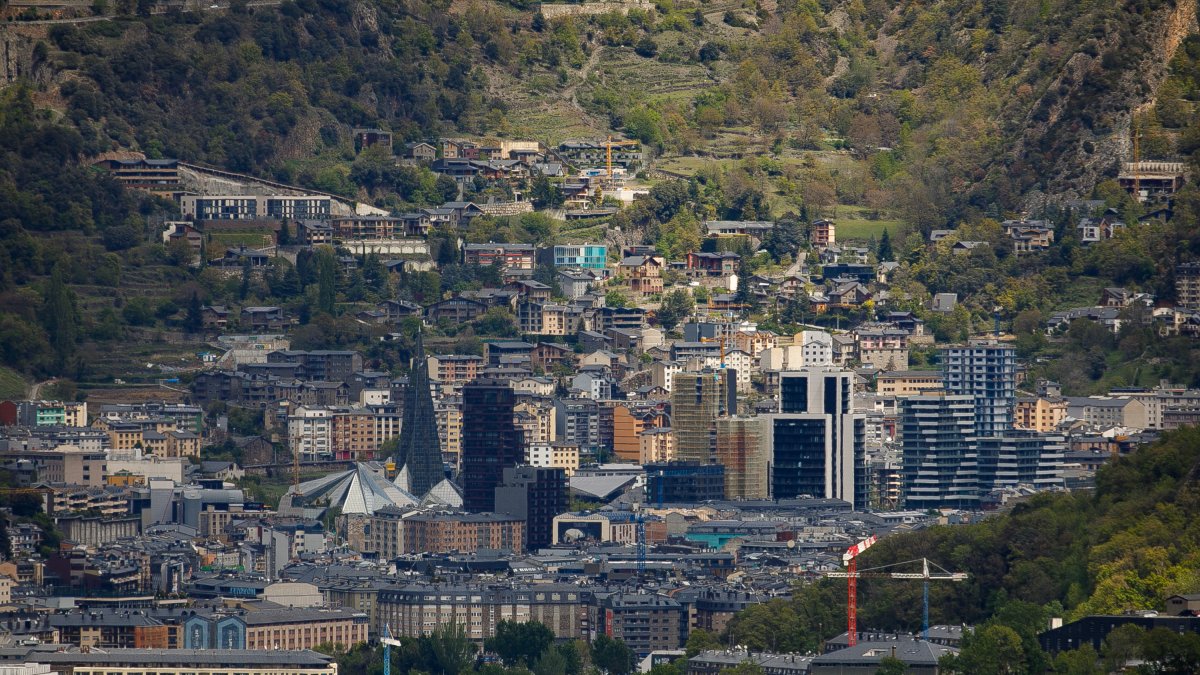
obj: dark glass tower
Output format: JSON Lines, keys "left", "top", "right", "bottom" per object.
{"left": 396, "top": 331, "right": 443, "bottom": 497}
{"left": 461, "top": 378, "right": 523, "bottom": 512}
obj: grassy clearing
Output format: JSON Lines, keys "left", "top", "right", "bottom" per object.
{"left": 0, "top": 366, "right": 28, "bottom": 399}
{"left": 836, "top": 218, "right": 904, "bottom": 241}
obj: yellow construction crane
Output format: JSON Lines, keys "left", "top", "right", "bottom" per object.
{"left": 700, "top": 336, "right": 727, "bottom": 369}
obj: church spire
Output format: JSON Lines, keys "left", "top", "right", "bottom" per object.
{"left": 396, "top": 328, "right": 443, "bottom": 497}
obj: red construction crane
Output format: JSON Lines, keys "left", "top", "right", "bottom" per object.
{"left": 837, "top": 536, "right": 876, "bottom": 647}
{"left": 828, "top": 550, "right": 968, "bottom": 646}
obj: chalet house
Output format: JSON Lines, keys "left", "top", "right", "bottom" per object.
{"left": 405, "top": 141, "right": 437, "bottom": 161}
{"left": 828, "top": 281, "right": 871, "bottom": 307}
{"left": 425, "top": 297, "right": 487, "bottom": 323}
{"left": 461, "top": 288, "right": 519, "bottom": 311}
{"left": 1002, "top": 219, "right": 1055, "bottom": 254}
{"left": 929, "top": 229, "right": 954, "bottom": 242}
{"left": 355, "top": 309, "right": 388, "bottom": 324}
{"left": 201, "top": 305, "right": 230, "bottom": 330}
{"left": 441, "top": 201, "right": 486, "bottom": 224}
{"left": 353, "top": 128, "right": 393, "bottom": 153}
{"left": 952, "top": 240, "right": 988, "bottom": 254}
{"left": 1077, "top": 216, "right": 1126, "bottom": 244}
{"left": 297, "top": 220, "right": 334, "bottom": 246}
{"left": 619, "top": 256, "right": 664, "bottom": 296}
{"left": 779, "top": 275, "right": 808, "bottom": 299}
{"left": 1047, "top": 307, "right": 1124, "bottom": 334}
{"left": 212, "top": 245, "right": 271, "bottom": 269}
{"left": 422, "top": 207, "right": 459, "bottom": 228}
{"left": 686, "top": 251, "right": 740, "bottom": 277}
{"left": 1101, "top": 287, "right": 1132, "bottom": 308}
{"left": 164, "top": 222, "right": 203, "bottom": 254}
{"left": 708, "top": 294, "right": 742, "bottom": 311}
{"left": 877, "top": 261, "right": 900, "bottom": 285}
{"left": 377, "top": 299, "right": 423, "bottom": 322}
{"left": 440, "top": 138, "right": 478, "bottom": 159}
{"left": 241, "top": 306, "right": 288, "bottom": 331}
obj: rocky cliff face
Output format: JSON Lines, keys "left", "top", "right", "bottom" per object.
{"left": 0, "top": 25, "right": 51, "bottom": 88}
{"left": 1012, "top": 0, "right": 1198, "bottom": 210}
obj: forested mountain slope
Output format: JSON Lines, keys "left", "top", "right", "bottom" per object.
{"left": 0, "top": 0, "right": 1195, "bottom": 221}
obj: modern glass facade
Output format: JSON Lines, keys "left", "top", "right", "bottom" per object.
{"left": 553, "top": 244, "right": 608, "bottom": 271}
{"left": 768, "top": 368, "right": 865, "bottom": 508}
{"left": 461, "top": 379, "right": 523, "bottom": 512}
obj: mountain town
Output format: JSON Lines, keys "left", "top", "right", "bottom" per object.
{"left": 4, "top": 0, "right": 1200, "bottom": 672}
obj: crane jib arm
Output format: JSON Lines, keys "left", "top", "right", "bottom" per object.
{"left": 843, "top": 535, "right": 877, "bottom": 565}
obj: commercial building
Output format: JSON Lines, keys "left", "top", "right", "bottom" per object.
{"left": 494, "top": 466, "right": 568, "bottom": 550}
{"left": 715, "top": 417, "right": 768, "bottom": 500}
{"left": 461, "top": 379, "right": 523, "bottom": 512}
{"left": 767, "top": 369, "right": 865, "bottom": 508}
{"left": 942, "top": 341, "right": 1016, "bottom": 437}
{"left": 645, "top": 462, "right": 725, "bottom": 504}
{"left": 672, "top": 370, "right": 737, "bottom": 465}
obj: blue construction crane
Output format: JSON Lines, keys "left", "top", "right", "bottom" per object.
{"left": 635, "top": 509, "right": 646, "bottom": 574}
{"left": 381, "top": 624, "right": 402, "bottom": 675}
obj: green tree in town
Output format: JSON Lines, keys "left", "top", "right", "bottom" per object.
{"left": 877, "top": 228, "right": 894, "bottom": 261}
{"left": 656, "top": 288, "right": 695, "bottom": 331}
{"left": 874, "top": 656, "right": 908, "bottom": 675}
{"left": 484, "top": 620, "right": 555, "bottom": 667}
{"left": 939, "top": 624, "right": 1027, "bottom": 675}
{"left": 42, "top": 261, "right": 79, "bottom": 372}
{"left": 420, "top": 622, "right": 476, "bottom": 675}
{"left": 185, "top": 291, "right": 203, "bottom": 333}
{"left": 592, "top": 635, "right": 636, "bottom": 675}
{"left": 316, "top": 247, "right": 337, "bottom": 315}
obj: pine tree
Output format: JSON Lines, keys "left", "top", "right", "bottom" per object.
{"left": 42, "top": 262, "right": 79, "bottom": 372}
{"left": 878, "top": 228, "right": 894, "bottom": 262}
{"left": 277, "top": 219, "right": 291, "bottom": 246}
{"left": 239, "top": 259, "right": 252, "bottom": 301}
{"left": 185, "top": 291, "right": 203, "bottom": 333}
{"left": 317, "top": 248, "right": 337, "bottom": 315}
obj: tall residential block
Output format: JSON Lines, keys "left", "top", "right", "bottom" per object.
{"left": 461, "top": 379, "right": 523, "bottom": 512}
{"left": 767, "top": 368, "right": 865, "bottom": 507}
{"left": 942, "top": 341, "right": 1017, "bottom": 438}
{"left": 900, "top": 394, "right": 979, "bottom": 510}
{"left": 671, "top": 370, "right": 737, "bottom": 465}
{"left": 715, "top": 417, "right": 768, "bottom": 500}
